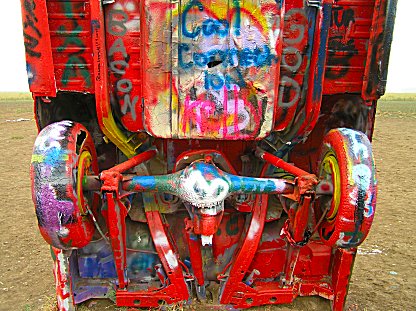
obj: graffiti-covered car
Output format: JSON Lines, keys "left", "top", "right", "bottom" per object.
{"left": 21, "top": 0, "right": 397, "bottom": 310}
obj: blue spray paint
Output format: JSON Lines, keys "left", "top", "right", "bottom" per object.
{"left": 179, "top": 44, "right": 276, "bottom": 70}
{"left": 182, "top": 0, "right": 241, "bottom": 38}
{"left": 232, "top": 0, "right": 241, "bottom": 36}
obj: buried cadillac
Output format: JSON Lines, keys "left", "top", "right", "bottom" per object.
{"left": 22, "top": 0, "right": 396, "bottom": 309}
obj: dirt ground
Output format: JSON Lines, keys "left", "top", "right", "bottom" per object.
{"left": 0, "top": 99, "right": 415, "bottom": 311}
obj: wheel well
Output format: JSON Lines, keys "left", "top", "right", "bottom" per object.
{"left": 35, "top": 91, "right": 97, "bottom": 130}
{"left": 35, "top": 91, "right": 117, "bottom": 171}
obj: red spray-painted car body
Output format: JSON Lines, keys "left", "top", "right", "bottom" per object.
{"left": 22, "top": 0, "right": 396, "bottom": 309}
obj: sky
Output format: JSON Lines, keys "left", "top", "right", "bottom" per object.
{"left": 0, "top": 1, "right": 414, "bottom": 93}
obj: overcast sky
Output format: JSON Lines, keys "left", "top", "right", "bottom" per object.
{"left": 0, "top": 1, "right": 414, "bottom": 93}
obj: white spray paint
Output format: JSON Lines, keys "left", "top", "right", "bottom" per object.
{"left": 352, "top": 164, "right": 372, "bottom": 191}
{"left": 36, "top": 121, "right": 72, "bottom": 152}
{"left": 247, "top": 218, "right": 260, "bottom": 240}
{"left": 55, "top": 250, "right": 71, "bottom": 310}
{"left": 340, "top": 128, "right": 375, "bottom": 219}
{"left": 154, "top": 230, "right": 178, "bottom": 269}
{"left": 180, "top": 169, "right": 230, "bottom": 208}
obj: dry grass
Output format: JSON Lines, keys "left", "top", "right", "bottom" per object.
{"left": 377, "top": 99, "right": 416, "bottom": 118}
{"left": 1, "top": 92, "right": 414, "bottom": 102}
{"left": 379, "top": 93, "right": 416, "bottom": 101}
{"left": 39, "top": 296, "right": 58, "bottom": 311}
{"left": 0, "top": 92, "right": 32, "bottom": 101}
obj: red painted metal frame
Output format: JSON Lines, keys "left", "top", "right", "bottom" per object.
{"left": 362, "top": 0, "right": 397, "bottom": 100}
{"left": 292, "top": 0, "right": 332, "bottom": 141}
{"left": 52, "top": 248, "right": 75, "bottom": 310}
{"left": 90, "top": 0, "right": 138, "bottom": 158}
{"left": 256, "top": 147, "right": 310, "bottom": 177}
{"left": 116, "top": 207, "right": 190, "bottom": 307}
{"left": 215, "top": 193, "right": 333, "bottom": 308}
{"left": 100, "top": 151, "right": 190, "bottom": 307}
{"left": 109, "top": 149, "right": 157, "bottom": 173}
{"left": 331, "top": 248, "right": 356, "bottom": 309}
{"left": 219, "top": 194, "right": 269, "bottom": 306}
{"left": 97, "top": 148, "right": 335, "bottom": 308}
{"left": 100, "top": 149, "right": 159, "bottom": 289}
{"left": 271, "top": 0, "right": 286, "bottom": 127}
{"left": 174, "top": 149, "right": 238, "bottom": 174}
{"left": 184, "top": 219, "right": 205, "bottom": 287}
{"left": 67, "top": 126, "right": 358, "bottom": 310}
{"left": 274, "top": 0, "right": 310, "bottom": 132}
{"left": 104, "top": 0, "right": 145, "bottom": 132}
{"left": 106, "top": 193, "right": 129, "bottom": 289}
{"left": 322, "top": 1, "right": 370, "bottom": 94}
{"left": 20, "top": 0, "right": 56, "bottom": 97}
{"left": 291, "top": 195, "right": 313, "bottom": 243}
{"left": 256, "top": 148, "right": 317, "bottom": 244}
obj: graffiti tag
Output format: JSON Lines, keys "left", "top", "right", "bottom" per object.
{"left": 181, "top": 85, "right": 261, "bottom": 137}
{"left": 107, "top": 9, "right": 139, "bottom": 121}
{"left": 59, "top": 3, "right": 91, "bottom": 87}
{"left": 22, "top": 0, "right": 42, "bottom": 58}
{"left": 278, "top": 9, "right": 307, "bottom": 108}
